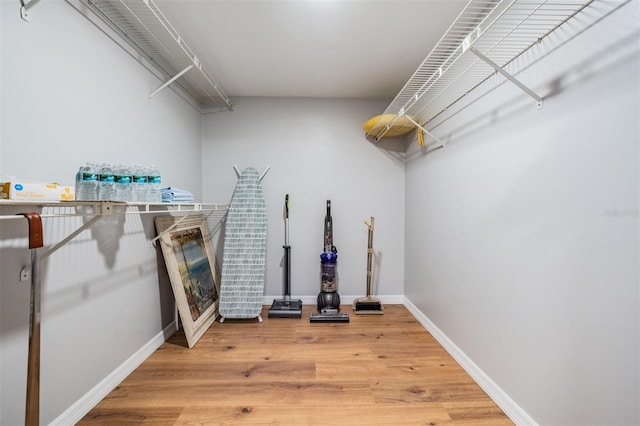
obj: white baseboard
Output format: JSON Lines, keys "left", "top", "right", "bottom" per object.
{"left": 402, "top": 297, "right": 537, "bottom": 426}
{"left": 49, "top": 322, "right": 178, "bottom": 426}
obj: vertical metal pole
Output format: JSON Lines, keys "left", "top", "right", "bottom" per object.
{"left": 25, "top": 248, "right": 41, "bottom": 426}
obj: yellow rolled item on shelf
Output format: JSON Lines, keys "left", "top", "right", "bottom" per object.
{"left": 363, "top": 114, "right": 418, "bottom": 138}
{"left": 417, "top": 124, "right": 425, "bottom": 147}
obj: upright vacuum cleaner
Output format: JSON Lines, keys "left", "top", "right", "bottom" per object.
{"left": 310, "top": 200, "right": 349, "bottom": 323}
{"left": 353, "top": 216, "right": 383, "bottom": 314}
{"left": 269, "top": 194, "right": 303, "bottom": 318}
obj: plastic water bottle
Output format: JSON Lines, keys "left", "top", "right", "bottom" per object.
{"left": 98, "top": 163, "right": 116, "bottom": 201}
{"left": 114, "top": 164, "right": 132, "bottom": 202}
{"left": 131, "top": 165, "right": 148, "bottom": 202}
{"left": 75, "top": 165, "right": 86, "bottom": 200}
{"left": 146, "top": 165, "right": 162, "bottom": 203}
{"left": 76, "top": 163, "right": 99, "bottom": 201}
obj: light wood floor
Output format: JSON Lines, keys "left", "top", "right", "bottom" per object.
{"left": 79, "top": 304, "right": 513, "bottom": 425}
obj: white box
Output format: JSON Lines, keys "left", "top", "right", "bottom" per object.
{"left": 0, "top": 181, "right": 75, "bottom": 201}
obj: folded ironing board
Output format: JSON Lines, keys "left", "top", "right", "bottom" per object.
{"left": 219, "top": 167, "right": 267, "bottom": 322}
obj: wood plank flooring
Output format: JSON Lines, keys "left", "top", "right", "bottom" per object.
{"left": 79, "top": 305, "right": 512, "bottom": 425}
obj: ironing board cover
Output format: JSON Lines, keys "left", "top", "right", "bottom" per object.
{"left": 219, "top": 167, "right": 267, "bottom": 319}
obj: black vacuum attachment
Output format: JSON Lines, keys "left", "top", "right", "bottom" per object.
{"left": 269, "top": 194, "right": 302, "bottom": 319}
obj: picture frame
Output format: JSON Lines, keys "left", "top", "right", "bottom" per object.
{"left": 154, "top": 214, "right": 220, "bottom": 348}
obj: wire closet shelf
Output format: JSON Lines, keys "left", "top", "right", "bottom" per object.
{"left": 369, "top": 0, "right": 594, "bottom": 142}
{"left": 0, "top": 200, "right": 229, "bottom": 219}
{"left": 85, "top": 0, "right": 233, "bottom": 109}
{"left": 1, "top": 199, "right": 229, "bottom": 425}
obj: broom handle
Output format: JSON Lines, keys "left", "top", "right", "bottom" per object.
{"left": 365, "top": 217, "right": 374, "bottom": 297}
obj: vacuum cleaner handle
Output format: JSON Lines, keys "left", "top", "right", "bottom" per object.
{"left": 284, "top": 194, "right": 290, "bottom": 246}
{"left": 285, "top": 194, "right": 289, "bottom": 219}
{"left": 324, "top": 200, "right": 333, "bottom": 253}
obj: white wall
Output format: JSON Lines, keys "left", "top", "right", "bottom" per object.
{"left": 202, "top": 97, "right": 405, "bottom": 302}
{"left": 1, "top": 1, "right": 203, "bottom": 424}
{"left": 404, "top": 2, "right": 639, "bottom": 425}
{"left": 2, "top": 1, "right": 637, "bottom": 425}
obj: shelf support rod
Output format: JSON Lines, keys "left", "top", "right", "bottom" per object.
{"left": 20, "top": 215, "right": 102, "bottom": 276}
{"left": 401, "top": 114, "right": 446, "bottom": 149}
{"left": 149, "top": 64, "right": 194, "bottom": 100}
{"left": 40, "top": 215, "right": 102, "bottom": 261}
{"left": 150, "top": 214, "right": 190, "bottom": 247}
{"left": 469, "top": 47, "right": 543, "bottom": 109}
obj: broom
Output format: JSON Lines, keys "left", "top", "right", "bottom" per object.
{"left": 353, "top": 217, "right": 383, "bottom": 314}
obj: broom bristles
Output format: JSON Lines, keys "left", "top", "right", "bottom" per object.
{"left": 353, "top": 297, "right": 384, "bottom": 314}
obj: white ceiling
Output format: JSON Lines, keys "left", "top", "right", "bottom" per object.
{"left": 153, "top": 0, "right": 468, "bottom": 101}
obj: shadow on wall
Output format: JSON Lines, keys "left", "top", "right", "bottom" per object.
{"left": 88, "top": 211, "right": 126, "bottom": 269}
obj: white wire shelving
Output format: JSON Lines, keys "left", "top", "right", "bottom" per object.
{"left": 368, "top": 0, "right": 594, "bottom": 145}
{"left": 0, "top": 199, "right": 228, "bottom": 217}
{"left": 81, "top": 0, "right": 233, "bottom": 109}
{"left": 0, "top": 200, "right": 230, "bottom": 245}
{"left": 0, "top": 199, "right": 228, "bottom": 425}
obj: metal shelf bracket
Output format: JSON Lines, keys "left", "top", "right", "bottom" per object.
{"left": 20, "top": 215, "right": 102, "bottom": 281}
{"left": 19, "top": 0, "right": 40, "bottom": 21}
{"left": 469, "top": 47, "right": 543, "bottom": 109}
{"left": 402, "top": 114, "right": 446, "bottom": 149}
{"left": 149, "top": 64, "right": 195, "bottom": 100}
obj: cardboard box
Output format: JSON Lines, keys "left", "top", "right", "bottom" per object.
{"left": 0, "top": 181, "right": 75, "bottom": 201}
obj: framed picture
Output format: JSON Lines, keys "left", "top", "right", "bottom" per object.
{"left": 155, "top": 214, "right": 220, "bottom": 348}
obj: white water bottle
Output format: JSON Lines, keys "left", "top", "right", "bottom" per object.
{"left": 76, "top": 163, "right": 99, "bottom": 201}
{"left": 146, "top": 165, "right": 162, "bottom": 203}
{"left": 98, "top": 163, "right": 116, "bottom": 201}
{"left": 131, "top": 164, "right": 148, "bottom": 202}
{"left": 114, "top": 164, "right": 132, "bottom": 202}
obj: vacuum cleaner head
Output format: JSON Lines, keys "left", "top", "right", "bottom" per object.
{"left": 353, "top": 296, "right": 384, "bottom": 315}
{"left": 268, "top": 299, "right": 302, "bottom": 318}
{"left": 310, "top": 310, "right": 350, "bottom": 323}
